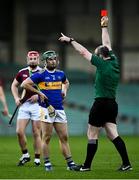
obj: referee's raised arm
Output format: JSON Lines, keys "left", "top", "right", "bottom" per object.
{"left": 101, "top": 16, "right": 112, "bottom": 51}
{"left": 58, "top": 33, "right": 92, "bottom": 61}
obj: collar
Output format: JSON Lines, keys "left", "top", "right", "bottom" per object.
{"left": 28, "top": 66, "right": 40, "bottom": 72}
{"left": 45, "top": 68, "right": 56, "bottom": 73}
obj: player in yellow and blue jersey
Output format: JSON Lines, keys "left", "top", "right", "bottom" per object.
{"left": 21, "top": 50, "right": 77, "bottom": 171}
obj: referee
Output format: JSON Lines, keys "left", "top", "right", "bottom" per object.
{"left": 59, "top": 16, "right": 132, "bottom": 172}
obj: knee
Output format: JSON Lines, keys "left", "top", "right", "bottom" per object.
{"left": 42, "top": 134, "right": 51, "bottom": 144}
{"left": 32, "top": 128, "right": 41, "bottom": 139}
{"left": 106, "top": 128, "right": 119, "bottom": 140}
{"left": 59, "top": 135, "right": 68, "bottom": 143}
{"left": 106, "top": 133, "right": 118, "bottom": 141}
{"left": 87, "top": 130, "right": 98, "bottom": 139}
{"left": 105, "top": 123, "right": 119, "bottom": 140}
{"left": 16, "top": 128, "right": 24, "bottom": 137}
{"left": 33, "top": 131, "right": 40, "bottom": 139}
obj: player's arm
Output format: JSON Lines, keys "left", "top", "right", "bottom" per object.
{"left": 101, "top": 16, "right": 112, "bottom": 50}
{"left": 21, "top": 77, "right": 47, "bottom": 102}
{"left": 22, "top": 76, "right": 55, "bottom": 117}
{"left": 11, "top": 79, "right": 22, "bottom": 106}
{"left": 0, "top": 85, "right": 9, "bottom": 116}
{"left": 59, "top": 33, "right": 92, "bottom": 61}
{"left": 62, "top": 78, "right": 69, "bottom": 98}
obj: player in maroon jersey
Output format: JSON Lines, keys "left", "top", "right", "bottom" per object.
{"left": 11, "top": 51, "right": 42, "bottom": 166}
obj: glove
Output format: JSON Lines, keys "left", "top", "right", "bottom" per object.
{"left": 47, "top": 105, "right": 56, "bottom": 118}
{"left": 44, "top": 99, "right": 56, "bottom": 118}
{"left": 101, "top": 16, "right": 108, "bottom": 27}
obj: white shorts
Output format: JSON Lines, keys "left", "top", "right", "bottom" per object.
{"left": 40, "top": 107, "right": 67, "bottom": 123}
{"left": 17, "top": 101, "right": 40, "bottom": 121}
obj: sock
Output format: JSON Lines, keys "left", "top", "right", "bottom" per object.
{"left": 65, "top": 156, "right": 75, "bottom": 166}
{"left": 22, "top": 149, "right": 29, "bottom": 157}
{"left": 44, "top": 157, "right": 52, "bottom": 168}
{"left": 44, "top": 157, "right": 50, "bottom": 164}
{"left": 84, "top": 139, "right": 98, "bottom": 168}
{"left": 22, "top": 149, "right": 28, "bottom": 154}
{"left": 35, "top": 154, "right": 40, "bottom": 159}
{"left": 112, "top": 136, "right": 130, "bottom": 165}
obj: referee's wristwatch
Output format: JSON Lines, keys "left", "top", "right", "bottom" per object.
{"left": 69, "top": 38, "right": 75, "bottom": 43}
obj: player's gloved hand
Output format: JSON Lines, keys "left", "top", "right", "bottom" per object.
{"left": 101, "top": 16, "right": 108, "bottom": 27}
{"left": 44, "top": 99, "right": 56, "bottom": 118}
{"left": 47, "top": 105, "right": 56, "bottom": 118}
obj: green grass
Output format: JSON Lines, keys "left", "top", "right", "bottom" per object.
{"left": 0, "top": 135, "right": 138, "bottom": 179}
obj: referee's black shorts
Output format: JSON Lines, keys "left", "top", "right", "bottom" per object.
{"left": 88, "top": 98, "right": 118, "bottom": 127}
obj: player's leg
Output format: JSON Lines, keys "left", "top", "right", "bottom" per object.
{"left": 16, "top": 118, "right": 30, "bottom": 166}
{"left": 30, "top": 103, "right": 42, "bottom": 166}
{"left": 16, "top": 102, "right": 33, "bottom": 166}
{"left": 105, "top": 122, "right": 132, "bottom": 171}
{"left": 54, "top": 122, "right": 77, "bottom": 170}
{"left": 41, "top": 121, "right": 53, "bottom": 171}
{"left": 31, "top": 120, "right": 41, "bottom": 166}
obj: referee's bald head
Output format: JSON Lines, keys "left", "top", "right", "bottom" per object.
{"left": 95, "top": 45, "right": 109, "bottom": 58}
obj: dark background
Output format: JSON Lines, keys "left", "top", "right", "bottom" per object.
{"left": 0, "top": 0, "right": 139, "bottom": 135}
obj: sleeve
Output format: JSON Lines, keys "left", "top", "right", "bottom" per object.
{"left": 30, "top": 72, "right": 42, "bottom": 84}
{"left": 15, "top": 71, "right": 22, "bottom": 83}
{"left": 61, "top": 72, "right": 67, "bottom": 83}
{"left": 91, "top": 54, "right": 104, "bottom": 67}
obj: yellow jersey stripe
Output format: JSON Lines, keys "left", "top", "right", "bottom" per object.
{"left": 38, "top": 81, "right": 62, "bottom": 90}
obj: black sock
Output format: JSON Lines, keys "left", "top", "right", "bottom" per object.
{"left": 112, "top": 136, "right": 130, "bottom": 165}
{"left": 65, "top": 156, "right": 74, "bottom": 166}
{"left": 84, "top": 139, "right": 98, "bottom": 168}
{"left": 22, "top": 149, "right": 28, "bottom": 154}
{"left": 35, "top": 154, "right": 40, "bottom": 159}
{"left": 44, "top": 157, "right": 50, "bottom": 164}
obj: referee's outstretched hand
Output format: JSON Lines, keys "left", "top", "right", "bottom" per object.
{"left": 58, "top": 33, "right": 70, "bottom": 43}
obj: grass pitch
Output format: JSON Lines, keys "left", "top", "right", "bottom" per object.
{"left": 0, "top": 135, "right": 138, "bottom": 179}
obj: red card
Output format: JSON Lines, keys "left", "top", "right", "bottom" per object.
{"left": 101, "top": 10, "right": 108, "bottom": 16}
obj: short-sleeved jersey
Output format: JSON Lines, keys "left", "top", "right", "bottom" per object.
{"left": 15, "top": 66, "right": 42, "bottom": 100}
{"left": 91, "top": 51, "right": 120, "bottom": 99}
{"left": 30, "top": 69, "right": 67, "bottom": 110}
